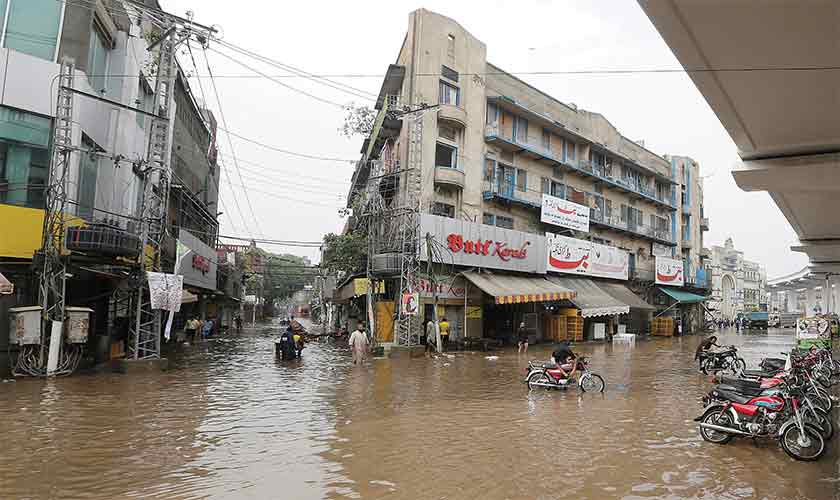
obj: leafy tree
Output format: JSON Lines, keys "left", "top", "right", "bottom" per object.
{"left": 322, "top": 232, "right": 367, "bottom": 276}
{"left": 340, "top": 104, "right": 376, "bottom": 138}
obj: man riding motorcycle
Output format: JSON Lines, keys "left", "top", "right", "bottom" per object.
{"left": 695, "top": 335, "right": 720, "bottom": 363}
{"left": 550, "top": 341, "right": 578, "bottom": 383}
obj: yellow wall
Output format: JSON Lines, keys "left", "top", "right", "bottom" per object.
{"left": 0, "top": 205, "right": 45, "bottom": 259}
{"left": 0, "top": 204, "right": 85, "bottom": 259}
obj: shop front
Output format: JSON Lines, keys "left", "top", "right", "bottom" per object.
{"left": 419, "top": 214, "right": 578, "bottom": 344}
{"left": 174, "top": 229, "right": 217, "bottom": 331}
{"left": 545, "top": 233, "right": 655, "bottom": 338}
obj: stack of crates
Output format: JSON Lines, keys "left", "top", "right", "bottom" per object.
{"left": 651, "top": 317, "right": 674, "bottom": 336}
{"left": 542, "top": 315, "right": 568, "bottom": 341}
{"left": 566, "top": 311, "right": 584, "bottom": 342}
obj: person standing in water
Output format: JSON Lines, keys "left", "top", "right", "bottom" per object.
{"left": 348, "top": 321, "right": 369, "bottom": 365}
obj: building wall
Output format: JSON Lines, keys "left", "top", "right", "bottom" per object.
{"left": 708, "top": 238, "right": 767, "bottom": 318}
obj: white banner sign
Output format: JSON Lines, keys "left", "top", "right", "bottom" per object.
{"left": 147, "top": 272, "right": 184, "bottom": 312}
{"left": 655, "top": 256, "right": 684, "bottom": 287}
{"left": 546, "top": 233, "right": 629, "bottom": 280}
{"left": 541, "top": 194, "right": 589, "bottom": 232}
{"left": 651, "top": 242, "right": 673, "bottom": 258}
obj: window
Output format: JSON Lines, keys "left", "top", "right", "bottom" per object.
{"left": 87, "top": 28, "right": 110, "bottom": 93}
{"left": 135, "top": 75, "right": 153, "bottom": 129}
{"left": 515, "top": 168, "right": 527, "bottom": 192}
{"left": 486, "top": 103, "right": 498, "bottom": 125}
{"left": 566, "top": 140, "right": 576, "bottom": 161}
{"left": 541, "top": 177, "right": 550, "bottom": 194}
{"left": 482, "top": 213, "right": 495, "bottom": 226}
{"left": 435, "top": 142, "right": 457, "bottom": 169}
{"left": 542, "top": 128, "right": 551, "bottom": 151}
{"left": 432, "top": 202, "right": 455, "bottom": 218}
{"left": 0, "top": 105, "right": 51, "bottom": 208}
{"left": 3, "top": 0, "right": 63, "bottom": 61}
{"left": 447, "top": 34, "right": 455, "bottom": 56}
{"left": 483, "top": 157, "right": 496, "bottom": 181}
{"left": 441, "top": 65, "right": 458, "bottom": 82}
{"left": 514, "top": 117, "right": 528, "bottom": 143}
{"left": 439, "top": 80, "right": 460, "bottom": 106}
{"left": 621, "top": 204, "right": 644, "bottom": 227}
{"left": 77, "top": 136, "right": 99, "bottom": 220}
{"left": 495, "top": 215, "right": 514, "bottom": 229}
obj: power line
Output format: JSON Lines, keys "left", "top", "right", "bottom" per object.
{"left": 217, "top": 152, "right": 351, "bottom": 186}
{"left": 212, "top": 38, "right": 377, "bottom": 100}
{"left": 203, "top": 46, "right": 263, "bottom": 238}
{"left": 207, "top": 46, "right": 346, "bottom": 109}
{"left": 215, "top": 126, "right": 356, "bottom": 163}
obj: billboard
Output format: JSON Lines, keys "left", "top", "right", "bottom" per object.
{"left": 177, "top": 229, "right": 218, "bottom": 291}
{"left": 655, "top": 256, "right": 684, "bottom": 287}
{"left": 546, "top": 233, "right": 629, "bottom": 280}
{"left": 651, "top": 242, "right": 673, "bottom": 258}
{"left": 541, "top": 194, "right": 589, "bottom": 232}
{"left": 420, "top": 214, "right": 546, "bottom": 274}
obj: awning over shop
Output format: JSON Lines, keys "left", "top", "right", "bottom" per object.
{"left": 599, "top": 283, "right": 655, "bottom": 311}
{"left": 461, "top": 272, "right": 576, "bottom": 305}
{"left": 0, "top": 272, "right": 13, "bottom": 295}
{"left": 659, "top": 287, "right": 708, "bottom": 304}
{"left": 334, "top": 277, "right": 383, "bottom": 303}
{"left": 548, "top": 277, "right": 629, "bottom": 318}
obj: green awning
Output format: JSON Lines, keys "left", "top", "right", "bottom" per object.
{"left": 659, "top": 287, "right": 708, "bottom": 304}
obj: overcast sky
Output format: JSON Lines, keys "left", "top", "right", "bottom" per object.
{"left": 161, "top": 0, "right": 807, "bottom": 278}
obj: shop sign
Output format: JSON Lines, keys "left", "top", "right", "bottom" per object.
{"left": 420, "top": 214, "right": 547, "bottom": 274}
{"left": 353, "top": 278, "right": 385, "bottom": 296}
{"left": 546, "top": 233, "right": 628, "bottom": 280}
{"left": 176, "top": 229, "right": 217, "bottom": 290}
{"left": 401, "top": 292, "right": 419, "bottom": 316}
{"left": 651, "top": 242, "right": 673, "bottom": 258}
{"left": 466, "top": 306, "right": 482, "bottom": 319}
{"left": 655, "top": 256, "right": 684, "bottom": 287}
{"left": 418, "top": 277, "right": 466, "bottom": 300}
{"left": 796, "top": 317, "right": 831, "bottom": 348}
{"left": 541, "top": 194, "right": 589, "bottom": 232}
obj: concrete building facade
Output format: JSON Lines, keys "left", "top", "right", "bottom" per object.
{"left": 347, "top": 9, "right": 709, "bottom": 343}
{"left": 708, "top": 237, "right": 767, "bottom": 320}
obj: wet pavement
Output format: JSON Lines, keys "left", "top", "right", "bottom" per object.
{"left": 0, "top": 322, "right": 837, "bottom": 499}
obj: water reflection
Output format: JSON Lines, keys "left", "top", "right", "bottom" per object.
{"left": 0, "top": 324, "right": 835, "bottom": 499}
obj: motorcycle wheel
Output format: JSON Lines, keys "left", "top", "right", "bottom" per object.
{"left": 780, "top": 424, "right": 825, "bottom": 462}
{"left": 580, "top": 373, "right": 605, "bottom": 393}
{"left": 804, "top": 407, "right": 834, "bottom": 440}
{"left": 815, "top": 371, "right": 832, "bottom": 389}
{"left": 808, "top": 388, "right": 833, "bottom": 413}
{"left": 700, "top": 359, "right": 712, "bottom": 375}
{"left": 699, "top": 409, "right": 734, "bottom": 444}
{"left": 734, "top": 357, "right": 746, "bottom": 372}
{"left": 527, "top": 372, "right": 552, "bottom": 391}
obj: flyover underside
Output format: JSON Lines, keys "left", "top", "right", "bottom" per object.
{"left": 638, "top": 0, "right": 840, "bottom": 267}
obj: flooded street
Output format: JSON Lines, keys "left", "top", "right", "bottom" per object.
{"left": 1, "top": 323, "right": 837, "bottom": 500}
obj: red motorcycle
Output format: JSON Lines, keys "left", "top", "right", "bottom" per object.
{"left": 696, "top": 380, "right": 825, "bottom": 461}
{"left": 524, "top": 357, "right": 605, "bottom": 393}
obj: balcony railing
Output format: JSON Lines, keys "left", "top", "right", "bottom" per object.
{"left": 66, "top": 224, "right": 142, "bottom": 258}
{"left": 484, "top": 126, "right": 675, "bottom": 210}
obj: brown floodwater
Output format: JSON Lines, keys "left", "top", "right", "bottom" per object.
{"left": 1, "top": 322, "right": 837, "bottom": 500}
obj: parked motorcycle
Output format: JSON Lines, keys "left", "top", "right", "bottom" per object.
{"left": 698, "top": 346, "right": 746, "bottom": 375}
{"left": 524, "top": 357, "right": 605, "bottom": 393}
{"left": 696, "top": 380, "right": 826, "bottom": 461}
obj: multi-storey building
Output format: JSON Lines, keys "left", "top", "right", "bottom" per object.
{"left": 345, "top": 9, "right": 709, "bottom": 344}
{"left": 708, "top": 237, "right": 767, "bottom": 319}
{"left": 0, "top": 1, "right": 225, "bottom": 375}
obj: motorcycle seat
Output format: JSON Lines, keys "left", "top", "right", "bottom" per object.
{"left": 715, "top": 383, "right": 764, "bottom": 397}
{"left": 740, "top": 369, "right": 777, "bottom": 378}
{"left": 717, "top": 376, "right": 762, "bottom": 392}
{"left": 710, "top": 388, "right": 753, "bottom": 404}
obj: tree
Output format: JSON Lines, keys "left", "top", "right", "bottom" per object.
{"left": 340, "top": 104, "right": 376, "bottom": 138}
{"left": 322, "top": 232, "right": 367, "bottom": 276}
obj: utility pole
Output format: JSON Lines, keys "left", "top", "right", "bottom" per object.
{"left": 426, "top": 233, "right": 441, "bottom": 353}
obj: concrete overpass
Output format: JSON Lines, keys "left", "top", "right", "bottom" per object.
{"left": 767, "top": 266, "right": 837, "bottom": 315}
{"left": 639, "top": 1, "right": 840, "bottom": 278}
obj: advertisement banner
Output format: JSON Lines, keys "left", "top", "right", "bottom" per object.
{"left": 466, "top": 306, "right": 482, "bottom": 319}
{"left": 651, "top": 242, "right": 673, "bottom": 258}
{"left": 655, "top": 256, "right": 684, "bottom": 286}
{"left": 546, "top": 233, "right": 629, "bottom": 280}
{"left": 541, "top": 194, "right": 589, "bottom": 232}
{"left": 177, "top": 229, "right": 217, "bottom": 291}
{"left": 420, "top": 214, "right": 546, "bottom": 274}
{"left": 795, "top": 317, "right": 832, "bottom": 349}
{"left": 417, "top": 277, "right": 466, "bottom": 300}
{"left": 401, "top": 292, "right": 419, "bottom": 316}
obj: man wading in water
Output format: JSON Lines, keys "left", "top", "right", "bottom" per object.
{"left": 349, "top": 321, "right": 369, "bottom": 365}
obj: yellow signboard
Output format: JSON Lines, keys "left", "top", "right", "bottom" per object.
{"left": 353, "top": 278, "right": 385, "bottom": 296}
{"left": 0, "top": 205, "right": 84, "bottom": 259}
{"left": 466, "top": 306, "right": 482, "bottom": 319}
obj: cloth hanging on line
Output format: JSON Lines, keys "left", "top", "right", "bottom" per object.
{"left": 147, "top": 272, "right": 184, "bottom": 312}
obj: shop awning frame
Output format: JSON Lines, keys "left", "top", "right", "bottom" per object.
{"left": 461, "top": 272, "right": 576, "bottom": 305}
{"left": 547, "top": 276, "right": 630, "bottom": 318}
{"left": 659, "top": 287, "right": 708, "bottom": 304}
{"left": 599, "top": 282, "right": 655, "bottom": 311}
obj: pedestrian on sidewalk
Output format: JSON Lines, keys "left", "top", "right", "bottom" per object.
{"left": 439, "top": 316, "right": 450, "bottom": 351}
{"left": 189, "top": 317, "right": 201, "bottom": 343}
{"left": 202, "top": 318, "right": 213, "bottom": 340}
{"left": 517, "top": 321, "right": 529, "bottom": 353}
{"left": 349, "top": 321, "right": 369, "bottom": 365}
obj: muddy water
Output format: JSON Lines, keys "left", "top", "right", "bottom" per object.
{"left": 0, "top": 324, "right": 836, "bottom": 500}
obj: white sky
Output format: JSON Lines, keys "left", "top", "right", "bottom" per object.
{"left": 160, "top": 0, "right": 807, "bottom": 278}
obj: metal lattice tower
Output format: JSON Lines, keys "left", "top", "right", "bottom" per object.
{"left": 394, "top": 114, "right": 424, "bottom": 346}
{"left": 128, "top": 26, "right": 179, "bottom": 360}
